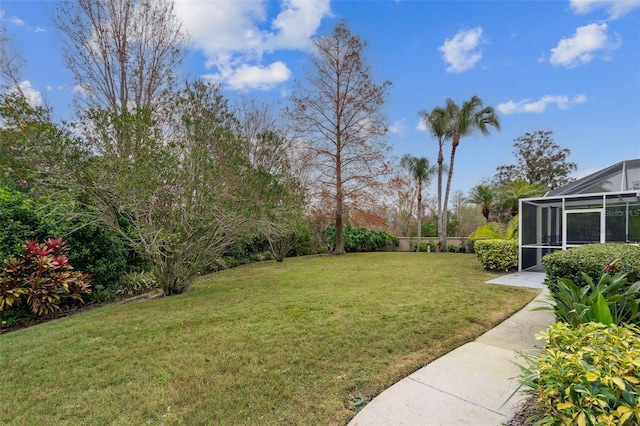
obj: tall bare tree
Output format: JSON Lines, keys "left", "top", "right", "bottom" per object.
{"left": 55, "top": 0, "right": 187, "bottom": 115}
{"left": 288, "top": 20, "right": 391, "bottom": 254}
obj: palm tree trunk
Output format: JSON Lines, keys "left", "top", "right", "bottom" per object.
{"left": 437, "top": 143, "right": 443, "bottom": 249}
{"left": 442, "top": 136, "right": 459, "bottom": 251}
{"left": 417, "top": 181, "right": 422, "bottom": 252}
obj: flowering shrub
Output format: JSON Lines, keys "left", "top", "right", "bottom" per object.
{"left": 0, "top": 238, "right": 91, "bottom": 318}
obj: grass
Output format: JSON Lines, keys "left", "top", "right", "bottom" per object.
{"left": 0, "top": 252, "right": 537, "bottom": 425}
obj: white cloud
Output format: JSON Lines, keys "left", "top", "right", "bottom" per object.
{"left": 221, "top": 62, "right": 292, "bottom": 91}
{"left": 497, "top": 94, "right": 587, "bottom": 114}
{"left": 549, "top": 23, "right": 620, "bottom": 68}
{"left": 569, "top": 0, "right": 640, "bottom": 20}
{"left": 9, "top": 81, "right": 42, "bottom": 107}
{"left": 389, "top": 120, "right": 407, "bottom": 135}
{"left": 7, "top": 16, "right": 24, "bottom": 26}
{"left": 438, "top": 27, "right": 484, "bottom": 73}
{"left": 416, "top": 119, "right": 428, "bottom": 132}
{"left": 175, "top": 0, "right": 330, "bottom": 91}
{"left": 0, "top": 10, "right": 46, "bottom": 32}
{"left": 72, "top": 84, "right": 92, "bottom": 100}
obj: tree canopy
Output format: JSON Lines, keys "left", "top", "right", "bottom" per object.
{"left": 494, "top": 130, "right": 577, "bottom": 190}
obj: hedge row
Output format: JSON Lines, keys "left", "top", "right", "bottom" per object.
{"left": 542, "top": 243, "right": 640, "bottom": 293}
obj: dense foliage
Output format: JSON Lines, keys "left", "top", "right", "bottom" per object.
{"left": 519, "top": 322, "right": 640, "bottom": 425}
{"left": 0, "top": 239, "right": 91, "bottom": 323}
{"left": 537, "top": 271, "right": 640, "bottom": 326}
{"left": 494, "top": 130, "right": 577, "bottom": 190}
{"left": 0, "top": 184, "right": 142, "bottom": 291}
{"left": 473, "top": 239, "right": 518, "bottom": 271}
{"left": 543, "top": 244, "right": 640, "bottom": 293}
{"left": 325, "top": 226, "right": 398, "bottom": 253}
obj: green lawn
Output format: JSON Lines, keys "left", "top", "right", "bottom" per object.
{"left": 0, "top": 252, "right": 537, "bottom": 425}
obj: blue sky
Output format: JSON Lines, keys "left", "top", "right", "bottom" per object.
{"left": 1, "top": 0, "right": 639, "bottom": 196}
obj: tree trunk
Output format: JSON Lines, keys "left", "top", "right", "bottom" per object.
{"left": 334, "top": 205, "right": 344, "bottom": 254}
{"left": 334, "top": 152, "right": 345, "bottom": 254}
{"left": 416, "top": 180, "right": 422, "bottom": 252}
{"left": 437, "top": 141, "right": 444, "bottom": 250}
{"left": 442, "top": 136, "right": 460, "bottom": 251}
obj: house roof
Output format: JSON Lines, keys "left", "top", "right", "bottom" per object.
{"left": 546, "top": 158, "right": 640, "bottom": 197}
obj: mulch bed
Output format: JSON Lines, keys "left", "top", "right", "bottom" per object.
{"left": 506, "top": 397, "right": 546, "bottom": 425}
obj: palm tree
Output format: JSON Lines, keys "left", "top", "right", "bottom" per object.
{"left": 442, "top": 96, "right": 500, "bottom": 250}
{"left": 468, "top": 184, "right": 495, "bottom": 222}
{"left": 498, "top": 180, "right": 546, "bottom": 216}
{"left": 420, "top": 106, "right": 453, "bottom": 247}
{"left": 400, "top": 154, "right": 436, "bottom": 252}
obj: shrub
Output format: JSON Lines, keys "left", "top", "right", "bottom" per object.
{"left": 325, "top": 226, "right": 399, "bottom": 253}
{"left": 543, "top": 244, "right": 640, "bottom": 293}
{"left": 0, "top": 185, "right": 142, "bottom": 290}
{"left": 470, "top": 222, "right": 505, "bottom": 240}
{"left": 0, "top": 239, "right": 91, "bottom": 318}
{"left": 114, "top": 271, "right": 158, "bottom": 296}
{"left": 518, "top": 322, "right": 640, "bottom": 425}
{"left": 0, "top": 186, "right": 51, "bottom": 260}
{"left": 473, "top": 239, "right": 517, "bottom": 271}
{"left": 535, "top": 271, "right": 640, "bottom": 326}
{"left": 410, "top": 240, "right": 437, "bottom": 253}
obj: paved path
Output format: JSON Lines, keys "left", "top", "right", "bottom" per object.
{"left": 348, "top": 272, "right": 554, "bottom": 426}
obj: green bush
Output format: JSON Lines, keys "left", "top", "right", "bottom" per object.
{"left": 473, "top": 239, "right": 517, "bottom": 271}
{"left": 536, "top": 271, "right": 640, "bottom": 326}
{"left": 325, "top": 226, "right": 399, "bottom": 253}
{"left": 0, "top": 185, "right": 141, "bottom": 290}
{"left": 0, "top": 186, "right": 50, "bottom": 260}
{"left": 518, "top": 322, "right": 640, "bottom": 425}
{"left": 543, "top": 244, "right": 640, "bottom": 293}
{"left": 410, "top": 240, "right": 437, "bottom": 252}
{"left": 421, "top": 220, "right": 438, "bottom": 238}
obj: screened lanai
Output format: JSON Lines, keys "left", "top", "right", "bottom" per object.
{"left": 519, "top": 159, "right": 640, "bottom": 271}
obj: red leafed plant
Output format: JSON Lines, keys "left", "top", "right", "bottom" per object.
{"left": 0, "top": 238, "right": 91, "bottom": 317}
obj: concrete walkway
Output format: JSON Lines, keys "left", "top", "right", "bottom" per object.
{"left": 348, "top": 272, "right": 554, "bottom": 426}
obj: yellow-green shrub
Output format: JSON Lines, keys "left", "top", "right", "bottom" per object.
{"left": 473, "top": 239, "right": 517, "bottom": 271}
{"left": 522, "top": 322, "right": 640, "bottom": 425}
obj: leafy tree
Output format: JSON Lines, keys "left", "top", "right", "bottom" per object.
{"left": 0, "top": 93, "right": 82, "bottom": 190}
{"left": 494, "top": 130, "right": 576, "bottom": 189}
{"left": 400, "top": 154, "right": 436, "bottom": 251}
{"left": 454, "top": 204, "right": 485, "bottom": 238}
{"left": 468, "top": 184, "right": 495, "bottom": 222}
{"left": 74, "top": 82, "right": 286, "bottom": 295}
{"left": 441, "top": 96, "right": 500, "bottom": 250}
{"left": 288, "top": 20, "right": 392, "bottom": 255}
{"left": 232, "top": 98, "right": 306, "bottom": 262}
{"left": 498, "top": 180, "right": 546, "bottom": 216}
